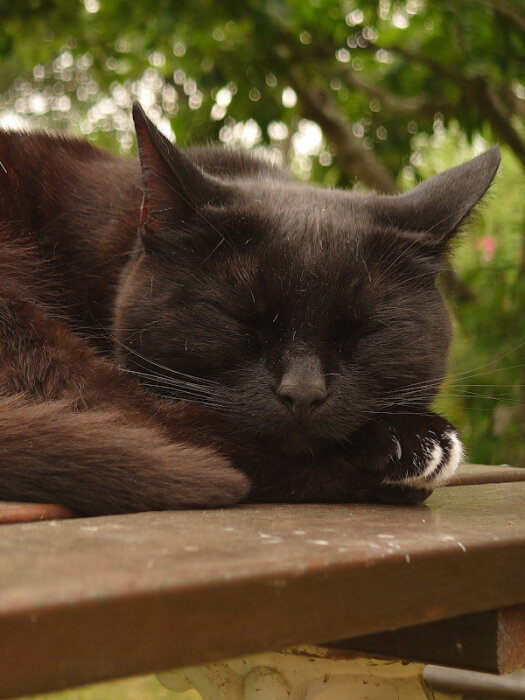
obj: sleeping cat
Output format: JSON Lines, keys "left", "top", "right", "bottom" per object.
{"left": 0, "top": 103, "right": 499, "bottom": 514}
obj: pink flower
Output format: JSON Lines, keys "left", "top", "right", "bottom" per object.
{"left": 477, "top": 235, "right": 497, "bottom": 263}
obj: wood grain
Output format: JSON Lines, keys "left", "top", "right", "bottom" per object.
{"left": 335, "top": 605, "right": 525, "bottom": 674}
{"left": 1, "top": 463, "right": 523, "bottom": 525}
{"left": 0, "top": 481, "right": 524, "bottom": 698}
{"left": 0, "top": 501, "right": 74, "bottom": 524}
{"left": 447, "top": 463, "right": 525, "bottom": 486}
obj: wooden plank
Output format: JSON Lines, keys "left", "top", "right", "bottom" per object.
{"left": 447, "top": 464, "right": 525, "bottom": 486}
{"left": 333, "top": 604, "right": 525, "bottom": 674}
{"left": 1, "top": 463, "right": 523, "bottom": 526}
{"left": 0, "top": 482, "right": 524, "bottom": 698}
{"left": 0, "top": 501, "right": 74, "bottom": 525}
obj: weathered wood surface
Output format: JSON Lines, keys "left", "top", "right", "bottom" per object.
{"left": 1, "top": 463, "right": 523, "bottom": 525}
{"left": 0, "top": 481, "right": 524, "bottom": 698}
{"left": 0, "top": 501, "right": 74, "bottom": 524}
{"left": 447, "top": 463, "right": 525, "bottom": 486}
{"left": 338, "top": 604, "right": 525, "bottom": 674}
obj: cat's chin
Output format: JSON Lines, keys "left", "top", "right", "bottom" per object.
{"left": 270, "top": 429, "right": 328, "bottom": 456}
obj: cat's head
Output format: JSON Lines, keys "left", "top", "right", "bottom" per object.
{"left": 114, "top": 103, "right": 499, "bottom": 454}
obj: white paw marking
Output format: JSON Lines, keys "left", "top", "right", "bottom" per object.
{"left": 429, "top": 431, "right": 464, "bottom": 487}
{"left": 421, "top": 443, "right": 444, "bottom": 480}
{"left": 393, "top": 437, "right": 402, "bottom": 460}
{"left": 383, "top": 430, "right": 464, "bottom": 489}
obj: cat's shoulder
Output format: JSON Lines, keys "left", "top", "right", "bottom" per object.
{"left": 0, "top": 128, "right": 118, "bottom": 167}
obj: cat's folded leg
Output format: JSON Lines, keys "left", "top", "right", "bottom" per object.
{"left": 343, "top": 412, "right": 464, "bottom": 503}
{"left": 0, "top": 395, "right": 248, "bottom": 515}
{"left": 0, "top": 292, "right": 249, "bottom": 514}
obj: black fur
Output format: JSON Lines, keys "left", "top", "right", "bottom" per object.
{"left": 0, "top": 103, "right": 500, "bottom": 514}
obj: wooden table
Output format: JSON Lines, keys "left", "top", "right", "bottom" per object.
{"left": 1, "top": 464, "right": 524, "bottom": 699}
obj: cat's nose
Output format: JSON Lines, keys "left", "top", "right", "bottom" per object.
{"left": 277, "top": 380, "right": 328, "bottom": 418}
{"left": 276, "top": 356, "right": 328, "bottom": 419}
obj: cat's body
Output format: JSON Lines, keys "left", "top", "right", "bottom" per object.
{"left": 0, "top": 104, "right": 499, "bottom": 514}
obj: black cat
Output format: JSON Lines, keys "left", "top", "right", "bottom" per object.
{"left": 0, "top": 103, "right": 499, "bottom": 514}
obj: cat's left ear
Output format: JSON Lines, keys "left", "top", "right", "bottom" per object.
{"left": 378, "top": 147, "right": 500, "bottom": 249}
{"left": 132, "top": 103, "right": 228, "bottom": 247}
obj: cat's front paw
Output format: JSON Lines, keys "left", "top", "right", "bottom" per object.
{"left": 349, "top": 413, "right": 464, "bottom": 491}
{"left": 382, "top": 424, "right": 463, "bottom": 490}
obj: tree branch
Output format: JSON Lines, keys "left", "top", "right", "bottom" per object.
{"left": 499, "top": 87, "right": 525, "bottom": 122}
{"left": 519, "top": 207, "right": 525, "bottom": 279}
{"left": 468, "top": 78, "right": 525, "bottom": 170}
{"left": 333, "top": 68, "right": 451, "bottom": 117}
{"left": 365, "top": 42, "right": 525, "bottom": 170}
{"left": 364, "top": 41, "right": 459, "bottom": 82}
{"left": 478, "top": 0, "right": 525, "bottom": 34}
{"left": 290, "top": 75, "right": 398, "bottom": 194}
{"left": 279, "top": 30, "right": 450, "bottom": 120}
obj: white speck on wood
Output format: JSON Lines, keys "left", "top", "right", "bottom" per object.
{"left": 307, "top": 539, "right": 329, "bottom": 546}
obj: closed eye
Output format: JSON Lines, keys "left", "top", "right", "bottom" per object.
{"left": 329, "top": 314, "right": 375, "bottom": 353}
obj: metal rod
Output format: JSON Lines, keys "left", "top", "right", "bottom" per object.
{"left": 424, "top": 665, "right": 525, "bottom": 699}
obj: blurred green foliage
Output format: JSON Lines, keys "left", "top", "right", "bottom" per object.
{"left": 0, "top": 0, "right": 524, "bottom": 465}
{"left": 423, "top": 130, "right": 525, "bottom": 466}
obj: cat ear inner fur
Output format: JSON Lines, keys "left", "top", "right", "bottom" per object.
{"left": 132, "top": 102, "right": 227, "bottom": 249}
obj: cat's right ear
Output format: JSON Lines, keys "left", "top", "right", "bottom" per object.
{"left": 376, "top": 147, "right": 500, "bottom": 251}
{"left": 132, "top": 103, "right": 227, "bottom": 251}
